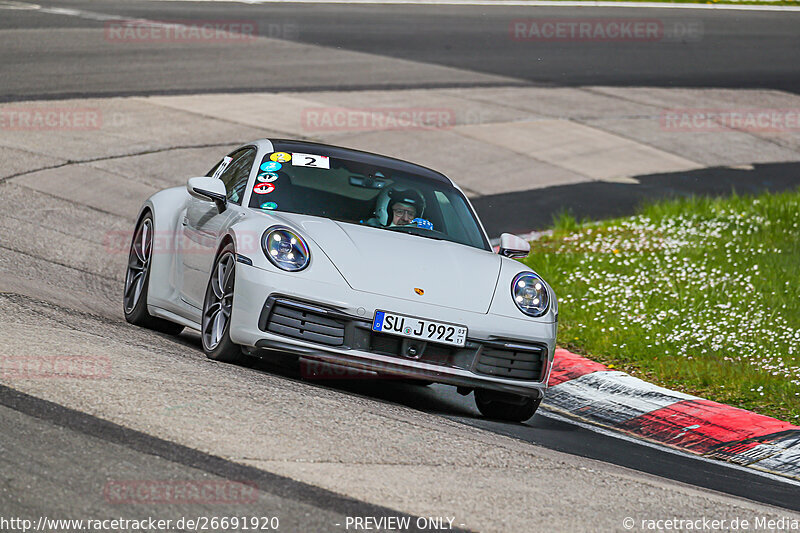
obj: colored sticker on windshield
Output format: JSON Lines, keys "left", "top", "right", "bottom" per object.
{"left": 260, "top": 161, "right": 282, "bottom": 172}
{"left": 253, "top": 182, "right": 275, "bottom": 195}
{"left": 292, "top": 153, "right": 330, "bottom": 169}
{"left": 260, "top": 201, "right": 278, "bottom": 210}
{"left": 270, "top": 152, "right": 292, "bottom": 163}
{"left": 257, "top": 172, "right": 279, "bottom": 183}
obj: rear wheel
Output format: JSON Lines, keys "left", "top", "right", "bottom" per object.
{"left": 201, "top": 244, "right": 245, "bottom": 364}
{"left": 123, "top": 213, "right": 184, "bottom": 335}
{"left": 474, "top": 389, "right": 541, "bottom": 422}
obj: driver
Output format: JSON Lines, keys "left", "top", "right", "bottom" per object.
{"left": 388, "top": 192, "right": 422, "bottom": 226}
{"left": 364, "top": 186, "right": 431, "bottom": 229}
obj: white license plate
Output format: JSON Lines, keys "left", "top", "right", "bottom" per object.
{"left": 371, "top": 310, "right": 467, "bottom": 347}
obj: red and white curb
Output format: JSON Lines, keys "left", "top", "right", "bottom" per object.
{"left": 544, "top": 349, "right": 800, "bottom": 481}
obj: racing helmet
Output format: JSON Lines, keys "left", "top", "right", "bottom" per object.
{"left": 372, "top": 185, "right": 426, "bottom": 226}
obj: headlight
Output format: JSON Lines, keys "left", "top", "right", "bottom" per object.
{"left": 511, "top": 272, "right": 549, "bottom": 317}
{"left": 262, "top": 226, "right": 310, "bottom": 272}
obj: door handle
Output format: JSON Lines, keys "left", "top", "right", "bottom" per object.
{"left": 181, "top": 217, "right": 188, "bottom": 226}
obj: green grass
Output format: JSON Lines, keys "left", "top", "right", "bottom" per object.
{"left": 527, "top": 189, "right": 800, "bottom": 422}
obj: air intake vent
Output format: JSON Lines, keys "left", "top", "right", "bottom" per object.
{"left": 266, "top": 303, "right": 345, "bottom": 346}
{"left": 475, "top": 344, "right": 546, "bottom": 381}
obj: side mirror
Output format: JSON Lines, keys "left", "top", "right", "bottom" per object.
{"left": 498, "top": 233, "right": 530, "bottom": 259}
{"left": 187, "top": 177, "right": 227, "bottom": 212}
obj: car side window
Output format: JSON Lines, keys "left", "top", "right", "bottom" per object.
{"left": 218, "top": 148, "right": 256, "bottom": 205}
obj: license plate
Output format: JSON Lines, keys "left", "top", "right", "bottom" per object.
{"left": 371, "top": 310, "right": 467, "bottom": 347}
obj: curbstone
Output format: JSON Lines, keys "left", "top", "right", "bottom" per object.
{"left": 546, "top": 348, "right": 800, "bottom": 481}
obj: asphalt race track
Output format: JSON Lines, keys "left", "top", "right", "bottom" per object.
{"left": 1, "top": 1, "right": 800, "bottom": 531}
{"left": 2, "top": 0, "right": 800, "bottom": 100}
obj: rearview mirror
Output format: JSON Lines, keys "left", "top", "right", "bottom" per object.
{"left": 349, "top": 175, "right": 388, "bottom": 189}
{"left": 187, "top": 177, "right": 227, "bottom": 212}
{"left": 498, "top": 233, "right": 530, "bottom": 259}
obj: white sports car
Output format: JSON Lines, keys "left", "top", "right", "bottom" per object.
{"left": 124, "top": 139, "right": 557, "bottom": 422}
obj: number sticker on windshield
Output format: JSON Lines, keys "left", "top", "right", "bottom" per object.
{"left": 292, "top": 153, "right": 330, "bottom": 169}
{"left": 260, "top": 161, "right": 282, "bottom": 172}
{"left": 270, "top": 152, "right": 292, "bottom": 163}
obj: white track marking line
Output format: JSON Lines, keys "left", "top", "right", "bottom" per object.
{"left": 2, "top": 0, "right": 797, "bottom": 20}
{"left": 0, "top": 2, "right": 140, "bottom": 21}
{"left": 137, "top": 0, "right": 800, "bottom": 13}
{"left": 0, "top": 1, "right": 40, "bottom": 9}
{"left": 538, "top": 407, "right": 800, "bottom": 487}
{"left": 5, "top": 0, "right": 796, "bottom": 13}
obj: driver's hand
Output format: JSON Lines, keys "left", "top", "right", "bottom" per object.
{"left": 411, "top": 218, "right": 434, "bottom": 230}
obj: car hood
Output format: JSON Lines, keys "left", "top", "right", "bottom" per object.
{"left": 273, "top": 213, "right": 501, "bottom": 313}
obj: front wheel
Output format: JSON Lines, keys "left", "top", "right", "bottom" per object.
{"left": 201, "top": 244, "right": 245, "bottom": 364}
{"left": 474, "top": 389, "right": 541, "bottom": 422}
{"left": 123, "top": 212, "right": 184, "bottom": 335}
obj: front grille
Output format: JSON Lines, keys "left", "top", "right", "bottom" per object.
{"left": 368, "top": 332, "right": 459, "bottom": 363}
{"left": 475, "top": 344, "right": 546, "bottom": 381}
{"left": 422, "top": 342, "right": 458, "bottom": 363}
{"left": 259, "top": 297, "right": 545, "bottom": 381}
{"left": 266, "top": 303, "right": 345, "bottom": 346}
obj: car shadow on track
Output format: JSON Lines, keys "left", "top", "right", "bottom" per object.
{"left": 151, "top": 328, "right": 800, "bottom": 513}
{"left": 173, "top": 329, "right": 482, "bottom": 421}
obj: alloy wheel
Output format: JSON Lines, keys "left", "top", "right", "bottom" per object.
{"left": 123, "top": 219, "right": 153, "bottom": 314}
{"left": 202, "top": 252, "right": 235, "bottom": 350}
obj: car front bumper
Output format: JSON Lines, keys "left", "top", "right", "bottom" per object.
{"left": 230, "top": 263, "right": 557, "bottom": 398}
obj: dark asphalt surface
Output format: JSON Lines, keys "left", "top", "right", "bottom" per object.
{"left": 0, "top": 0, "right": 799, "bottom": 102}
{"left": 1, "top": 0, "right": 799, "bottom": 520}
{"left": 476, "top": 161, "right": 800, "bottom": 235}
{"left": 243, "top": 354, "right": 800, "bottom": 513}
{"left": 2, "top": 355, "right": 798, "bottom": 521}
{"left": 0, "top": 386, "right": 450, "bottom": 533}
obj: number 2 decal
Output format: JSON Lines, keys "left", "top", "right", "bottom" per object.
{"left": 291, "top": 152, "right": 330, "bottom": 169}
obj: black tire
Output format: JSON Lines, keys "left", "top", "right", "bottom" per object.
{"left": 474, "top": 389, "right": 541, "bottom": 422}
{"left": 123, "top": 212, "right": 184, "bottom": 335}
{"left": 201, "top": 243, "right": 245, "bottom": 364}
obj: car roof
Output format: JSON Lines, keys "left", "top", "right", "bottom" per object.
{"left": 256, "top": 139, "right": 454, "bottom": 186}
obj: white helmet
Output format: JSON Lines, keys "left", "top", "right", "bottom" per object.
{"left": 372, "top": 185, "right": 426, "bottom": 226}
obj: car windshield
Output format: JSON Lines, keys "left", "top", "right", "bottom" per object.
{"left": 248, "top": 149, "right": 490, "bottom": 251}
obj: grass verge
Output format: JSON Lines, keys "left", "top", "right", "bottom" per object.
{"left": 527, "top": 188, "right": 800, "bottom": 422}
